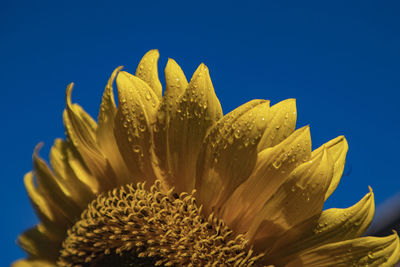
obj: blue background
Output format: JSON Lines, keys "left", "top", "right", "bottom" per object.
{"left": 1, "top": 1, "right": 400, "bottom": 265}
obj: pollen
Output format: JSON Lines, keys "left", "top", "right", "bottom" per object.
{"left": 58, "top": 180, "right": 263, "bottom": 267}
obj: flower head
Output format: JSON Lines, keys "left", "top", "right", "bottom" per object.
{"left": 14, "top": 50, "right": 400, "bottom": 266}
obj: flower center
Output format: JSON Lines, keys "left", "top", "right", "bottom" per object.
{"left": 57, "top": 180, "right": 263, "bottom": 266}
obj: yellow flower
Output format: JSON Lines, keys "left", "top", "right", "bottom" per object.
{"left": 14, "top": 50, "right": 400, "bottom": 267}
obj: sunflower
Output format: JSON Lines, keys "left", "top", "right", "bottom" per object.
{"left": 13, "top": 50, "right": 400, "bottom": 267}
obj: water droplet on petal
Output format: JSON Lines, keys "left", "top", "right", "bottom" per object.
{"left": 133, "top": 145, "right": 141, "bottom": 153}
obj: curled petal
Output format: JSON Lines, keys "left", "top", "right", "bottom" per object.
{"left": 135, "top": 49, "right": 162, "bottom": 99}
{"left": 196, "top": 100, "right": 270, "bottom": 214}
{"left": 285, "top": 232, "right": 400, "bottom": 267}
{"left": 96, "top": 67, "right": 131, "bottom": 184}
{"left": 64, "top": 84, "right": 116, "bottom": 190}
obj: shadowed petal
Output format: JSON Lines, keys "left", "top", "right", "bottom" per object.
{"left": 23, "top": 172, "right": 66, "bottom": 240}
{"left": 285, "top": 232, "right": 400, "bottom": 267}
{"left": 96, "top": 67, "right": 131, "bottom": 185}
{"left": 49, "top": 139, "right": 95, "bottom": 208}
{"left": 33, "top": 145, "right": 82, "bottom": 221}
{"left": 17, "top": 224, "right": 60, "bottom": 261}
{"left": 64, "top": 84, "right": 116, "bottom": 190}
{"left": 12, "top": 259, "right": 56, "bottom": 267}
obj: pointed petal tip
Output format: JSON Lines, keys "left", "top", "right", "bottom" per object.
{"left": 150, "top": 48, "right": 160, "bottom": 54}
{"left": 197, "top": 62, "right": 209, "bottom": 73}
{"left": 65, "top": 82, "right": 74, "bottom": 106}
{"left": 144, "top": 49, "right": 160, "bottom": 57}
{"left": 116, "top": 71, "right": 135, "bottom": 86}
{"left": 165, "top": 58, "right": 182, "bottom": 73}
{"left": 33, "top": 142, "right": 44, "bottom": 155}
{"left": 368, "top": 185, "right": 374, "bottom": 194}
{"left": 166, "top": 58, "right": 176, "bottom": 64}
{"left": 115, "top": 65, "right": 124, "bottom": 72}
{"left": 300, "top": 124, "right": 310, "bottom": 133}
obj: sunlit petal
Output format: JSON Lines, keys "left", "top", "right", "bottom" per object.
{"left": 114, "top": 71, "right": 160, "bottom": 184}
{"left": 248, "top": 148, "right": 334, "bottom": 250}
{"left": 135, "top": 49, "right": 162, "bottom": 99}
{"left": 156, "top": 63, "right": 223, "bottom": 193}
{"left": 221, "top": 126, "right": 311, "bottom": 233}
{"left": 257, "top": 99, "right": 297, "bottom": 151}
{"left": 312, "top": 135, "right": 349, "bottom": 200}
{"left": 265, "top": 188, "right": 375, "bottom": 265}
{"left": 196, "top": 99, "right": 270, "bottom": 214}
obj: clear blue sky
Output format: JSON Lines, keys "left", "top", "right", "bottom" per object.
{"left": 1, "top": 1, "right": 400, "bottom": 265}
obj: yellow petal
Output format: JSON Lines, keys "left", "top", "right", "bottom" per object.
{"left": 153, "top": 58, "right": 188, "bottom": 178}
{"left": 114, "top": 71, "right": 160, "bottom": 184}
{"left": 257, "top": 99, "right": 297, "bottom": 151}
{"left": 33, "top": 145, "right": 81, "bottom": 221}
{"left": 135, "top": 49, "right": 162, "bottom": 99}
{"left": 24, "top": 172, "right": 64, "bottom": 233}
{"left": 96, "top": 67, "right": 131, "bottom": 185}
{"left": 312, "top": 135, "right": 349, "bottom": 200}
{"left": 264, "top": 188, "right": 375, "bottom": 265}
{"left": 285, "top": 232, "right": 400, "bottom": 267}
{"left": 11, "top": 259, "right": 56, "bottom": 267}
{"left": 64, "top": 84, "right": 116, "bottom": 190}
{"left": 248, "top": 148, "right": 334, "bottom": 250}
{"left": 49, "top": 139, "right": 95, "bottom": 208}
{"left": 17, "top": 224, "right": 59, "bottom": 261}
{"left": 63, "top": 140, "right": 100, "bottom": 193}
{"left": 221, "top": 126, "right": 311, "bottom": 233}
{"left": 195, "top": 99, "right": 270, "bottom": 214}
{"left": 156, "top": 63, "right": 223, "bottom": 193}
{"left": 164, "top": 58, "right": 188, "bottom": 101}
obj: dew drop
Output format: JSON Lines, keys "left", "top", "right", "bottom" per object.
{"left": 234, "top": 129, "right": 242, "bottom": 139}
{"left": 133, "top": 145, "right": 141, "bottom": 153}
{"left": 153, "top": 123, "right": 160, "bottom": 133}
{"left": 145, "top": 91, "right": 151, "bottom": 100}
{"left": 273, "top": 159, "right": 282, "bottom": 169}
{"left": 139, "top": 124, "right": 147, "bottom": 132}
